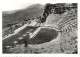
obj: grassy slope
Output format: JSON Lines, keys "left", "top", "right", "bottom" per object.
{"left": 28, "top": 28, "right": 58, "bottom": 44}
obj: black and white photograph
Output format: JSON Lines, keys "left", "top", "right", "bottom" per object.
{"left": 2, "top": 3, "right": 78, "bottom": 54}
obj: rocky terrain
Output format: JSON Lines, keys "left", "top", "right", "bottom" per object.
{"left": 2, "top": 3, "right": 78, "bottom": 54}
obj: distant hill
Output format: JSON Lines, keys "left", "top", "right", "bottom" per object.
{"left": 2, "top": 4, "right": 45, "bottom": 28}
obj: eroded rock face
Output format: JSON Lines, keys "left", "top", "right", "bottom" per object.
{"left": 45, "top": 14, "right": 62, "bottom": 28}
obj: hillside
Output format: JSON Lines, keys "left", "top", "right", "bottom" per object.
{"left": 2, "top": 4, "right": 44, "bottom": 28}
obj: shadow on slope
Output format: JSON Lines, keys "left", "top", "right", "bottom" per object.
{"left": 28, "top": 28, "right": 58, "bottom": 44}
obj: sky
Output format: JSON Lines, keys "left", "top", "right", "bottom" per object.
{"left": 1, "top": 0, "right": 47, "bottom": 11}
{"left": 2, "top": 3, "right": 37, "bottom": 11}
